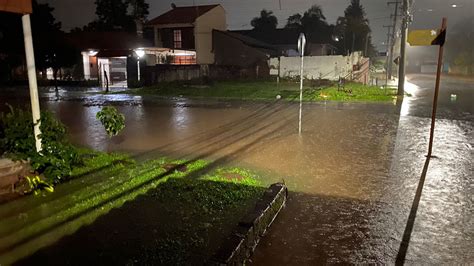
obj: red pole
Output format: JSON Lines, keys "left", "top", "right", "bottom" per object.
{"left": 427, "top": 18, "right": 447, "bottom": 157}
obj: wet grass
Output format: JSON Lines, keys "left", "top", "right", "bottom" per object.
{"left": 0, "top": 156, "right": 265, "bottom": 265}
{"left": 70, "top": 149, "right": 133, "bottom": 178}
{"left": 123, "top": 80, "right": 397, "bottom": 102}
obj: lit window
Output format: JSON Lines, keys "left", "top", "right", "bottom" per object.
{"left": 173, "top": 30, "right": 182, "bottom": 48}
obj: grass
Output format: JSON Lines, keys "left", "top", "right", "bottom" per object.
{"left": 122, "top": 80, "right": 397, "bottom": 102}
{"left": 0, "top": 154, "right": 266, "bottom": 265}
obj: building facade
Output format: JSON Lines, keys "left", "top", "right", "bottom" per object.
{"left": 147, "top": 4, "right": 226, "bottom": 65}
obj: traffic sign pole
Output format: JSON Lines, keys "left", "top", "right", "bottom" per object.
{"left": 297, "top": 33, "right": 306, "bottom": 135}
{"left": 427, "top": 17, "right": 447, "bottom": 157}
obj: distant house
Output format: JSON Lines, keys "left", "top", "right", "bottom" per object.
{"left": 147, "top": 4, "right": 226, "bottom": 65}
{"left": 212, "top": 30, "right": 277, "bottom": 67}
{"left": 66, "top": 31, "right": 152, "bottom": 86}
{"left": 231, "top": 28, "right": 336, "bottom": 57}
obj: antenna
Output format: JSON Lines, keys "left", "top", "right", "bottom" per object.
{"left": 171, "top": 3, "right": 176, "bottom": 9}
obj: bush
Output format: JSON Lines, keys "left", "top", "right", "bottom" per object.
{"left": 96, "top": 106, "right": 125, "bottom": 137}
{"left": 0, "top": 105, "right": 81, "bottom": 183}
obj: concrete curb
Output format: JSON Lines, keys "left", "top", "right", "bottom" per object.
{"left": 210, "top": 183, "right": 288, "bottom": 265}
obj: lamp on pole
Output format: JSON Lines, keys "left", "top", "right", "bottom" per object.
{"left": 134, "top": 49, "right": 145, "bottom": 81}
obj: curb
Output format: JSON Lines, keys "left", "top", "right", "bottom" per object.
{"left": 210, "top": 182, "right": 288, "bottom": 265}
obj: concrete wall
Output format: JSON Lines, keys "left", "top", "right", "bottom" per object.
{"left": 194, "top": 5, "right": 226, "bottom": 65}
{"left": 144, "top": 64, "right": 264, "bottom": 84}
{"left": 269, "top": 52, "right": 365, "bottom": 81}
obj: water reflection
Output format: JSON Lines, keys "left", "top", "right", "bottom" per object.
{"left": 0, "top": 75, "right": 472, "bottom": 264}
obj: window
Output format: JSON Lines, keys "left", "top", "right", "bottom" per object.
{"left": 173, "top": 30, "right": 182, "bottom": 49}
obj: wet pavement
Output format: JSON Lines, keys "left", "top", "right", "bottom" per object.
{"left": 0, "top": 74, "right": 472, "bottom": 264}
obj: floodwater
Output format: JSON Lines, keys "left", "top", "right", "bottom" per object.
{"left": 0, "top": 74, "right": 472, "bottom": 264}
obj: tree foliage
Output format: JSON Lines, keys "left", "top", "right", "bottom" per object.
{"left": 445, "top": 17, "right": 474, "bottom": 74}
{"left": 0, "top": 105, "right": 81, "bottom": 184}
{"left": 96, "top": 106, "right": 126, "bottom": 137}
{"left": 80, "top": 0, "right": 150, "bottom": 32}
{"left": 285, "top": 13, "right": 302, "bottom": 29}
{"left": 0, "top": 1, "right": 78, "bottom": 82}
{"left": 127, "top": 0, "right": 150, "bottom": 20}
{"left": 251, "top": 10, "right": 278, "bottom": 32}
{"left": 335, "top": 0, "right": 375, "bottom": 56}
{"left": 301, "top": 5, "right": 330, "bottom": 43}
{"left": 30, "top": 1, "right": 78, "bottom": 81}
{"left": 0, "top": 12, "right": 23, "bottom": 82}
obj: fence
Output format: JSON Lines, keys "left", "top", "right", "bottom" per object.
{"left": 269, "top": 52, "right": 370, "bottom": 84}
{"left": 144, "top": 64, "right": 268, "bottom": 85}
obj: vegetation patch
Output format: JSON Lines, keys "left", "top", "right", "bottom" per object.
{"left": 122, "top": 80, "right": 396, "bottom": 102}
{"left": 0, "top": 157, "right": 265, "bottom": 265}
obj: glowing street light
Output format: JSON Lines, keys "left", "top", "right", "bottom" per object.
{"left": 134, "top": 49, "right": 145, "bottom": 81}
{"left": 88, "top": 50, "right": 98, "bottom": 56}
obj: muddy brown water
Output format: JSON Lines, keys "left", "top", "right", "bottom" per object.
{"left": 0, "top": 74, "right": 472, "bottom": 264}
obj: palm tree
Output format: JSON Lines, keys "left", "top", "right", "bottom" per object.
{"left": 251, "top": 9, "right": 278, "bottom": 32}
{"left": 301, "top": 5, "right": 330, "bottom": 43}
{"left": 340, "top": 0, "right": 371, "bottom": 54}
{"left": 285, "top": 13, "right": 302, "bottom": 29}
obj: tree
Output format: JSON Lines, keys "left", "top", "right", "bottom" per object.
{"left": 0, "top": 1, "right": 79, "bottom": 83}
{"left": 285, "top": 13, "right": 302, "bottom": 29}
{"left": 81, "top": 0, "right": 149, "bottom": 32}
{"left": 336, "top": 0, "right": 373, "bottom": 56}
{"left": 127, "top": 0, "right": 149, "bottom": 20}
{"left": 30, "top": 1, "right": 78, "bottom": 87}
{"left": 300, "top": 5, "right": 330, "bottom": 43}
{"left": 0, "top": 12, "right": 23, "bottom": 82}
{"left": 445, "top": 17, "right": 474, "bottom": 75}
{"left": 251, "top": 9, "right": 278, "bottom": 32}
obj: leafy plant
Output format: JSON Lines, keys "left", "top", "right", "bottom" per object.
{"left": 25, "top": 175, "right": 54, "bottom": 195}
{"left": 0, "top": 104, "right": 81, "bottom": 183}
{"left": 96, "top": 106, "right": 125, "bottom": 137}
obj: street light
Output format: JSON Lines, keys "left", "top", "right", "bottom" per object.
{"left": 134, "top": 49, "right": 145, "bottom": 81}
{"left": 88, "top": 49, "right": 98, "bottom": 56}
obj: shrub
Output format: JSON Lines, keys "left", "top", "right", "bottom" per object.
{"left": 96, "top": 106, "right": 125, "bottom": 137}
{"left": 0, "top": 104, "right": 81, "bottom": 183}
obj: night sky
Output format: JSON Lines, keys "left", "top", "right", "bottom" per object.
{"left": 38, "top": 0, "right": 473, "bottom": 51}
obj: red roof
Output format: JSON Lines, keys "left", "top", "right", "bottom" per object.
{"left": 148, "top": 4, "right": 220, "bottom": 25}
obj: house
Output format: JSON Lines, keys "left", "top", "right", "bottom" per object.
{"left": 147, "top": 4, "right": 226, "bottom": 65}
{"left": 65, "top": 31, "right": 152, "bottom": 87}
{"left": 212, "top": 30, "right": 278, "bottom": 67}
{"left": 231, "top": 28, "right": 336, "bottom": 57}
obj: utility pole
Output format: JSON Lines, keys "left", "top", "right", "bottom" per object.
{"left": 398, "top": 0, "right": 409, "bottom": 96}
{"left": 364, "top": 33, "right": 370, "bottom": 57}
{"left": 383, "top": 25, "right": 393, "bottom": 86}
{"left": 387, "top": 1, "right": 400, "bottom": 80}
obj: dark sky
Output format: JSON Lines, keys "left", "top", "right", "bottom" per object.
{"left": 38, "top": 0, "right": 473, "bottom": 51}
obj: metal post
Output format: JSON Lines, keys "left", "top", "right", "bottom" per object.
{"left": 297, "top": 33, "right": 306, "bottom": 135}
{"left": 137, "top": 60, "right": 141, "bottom": 81}
{"left": 398, "top": 0, "right": 408, "bottom": 96}
{"left": 22, "top": 14, "right": 42, "bottom": 152}
{"left": 427, "top": 18, "right": 447, "bottom": 157}
{"left": 298, "top": 52, "right": 304, "bottom": 135}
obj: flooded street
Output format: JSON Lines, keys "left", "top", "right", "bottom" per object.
{"left": 0, "top": 74, "right": 472, "bottom": 264}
